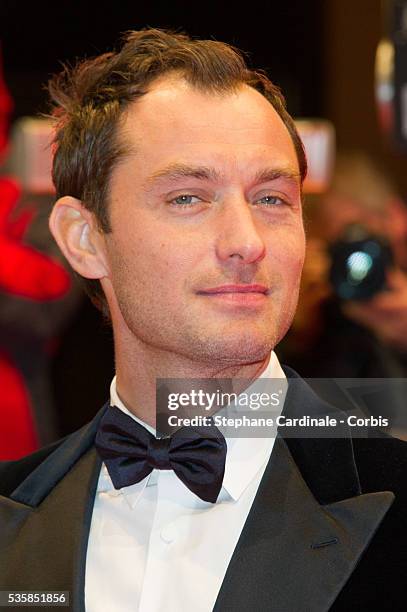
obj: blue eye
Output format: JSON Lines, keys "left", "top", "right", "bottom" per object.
{"left": 256, "top": 195, "right": 285, "bottom": 206}
{"left": 171, "top": 194, "right": 201, "bottom": 206}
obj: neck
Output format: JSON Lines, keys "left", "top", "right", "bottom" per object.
{"left": 114, "top": 336, "right": 270, "bottom": 429}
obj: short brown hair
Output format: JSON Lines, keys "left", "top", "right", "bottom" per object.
{"left": 49, "top": 28, "right": 307, "bottom": 314}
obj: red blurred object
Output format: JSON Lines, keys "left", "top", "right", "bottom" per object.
{"left": 0, "top": 351, "right": 38, "bottom": 459}
{"left": 0, "top": 47, "right": 72, "bottom": 458}
{"left": 0, "top": 177, "right": 71, "bottom": 459}
{"left": 0, "top": 177, "right": 71, "bottom": 299}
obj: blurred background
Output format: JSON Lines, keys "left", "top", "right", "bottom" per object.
{"left": 1, "top": 0, "right": 407, "bottom": 458}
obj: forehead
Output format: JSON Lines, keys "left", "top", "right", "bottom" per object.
{"left": 118, "top": 76, "right": 299, "bottom": 174}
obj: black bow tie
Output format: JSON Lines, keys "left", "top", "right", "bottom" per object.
{"left": 95, "top": 406, "right": 227, "bottom": 503}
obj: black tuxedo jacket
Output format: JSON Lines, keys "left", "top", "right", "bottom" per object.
{"left": 1, "top": 370, "right": 406, "bottom": 611}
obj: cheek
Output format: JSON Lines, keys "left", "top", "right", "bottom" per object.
{"left": 149, "top": 236, "right": 200, "bottom": 284}
{"left": 271, "top": 228, "right": 305, "bottom": 280}
{"left": 109, "top": 225, "right": 200, "bottom": 294}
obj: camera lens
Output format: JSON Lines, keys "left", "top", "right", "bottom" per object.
{"left": 329, "top": 225, "right": 393, "bottom": 300}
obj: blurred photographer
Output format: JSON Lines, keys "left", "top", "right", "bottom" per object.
{"left": 278, "top": 151, "right": 407, "bottom": 379}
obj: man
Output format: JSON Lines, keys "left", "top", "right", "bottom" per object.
{"left": 1, "top": 29, "right": 406, "bottom": 612}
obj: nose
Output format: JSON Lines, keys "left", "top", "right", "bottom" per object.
{"left": 215, "top": 197, "right": 266, "bottom": 265}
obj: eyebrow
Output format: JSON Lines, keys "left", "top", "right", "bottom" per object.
{"left": 253, "top": 168, "right": 301, "bottom": 185}
{"left": 145, "top": 163, "right": 301, "bottom": 188}
{"left": 146, "top": 163, "right": 221, "bottom": 186}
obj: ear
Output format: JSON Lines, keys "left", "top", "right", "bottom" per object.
{"left": 49, "top": 196, "right": 109, "bottom": 280}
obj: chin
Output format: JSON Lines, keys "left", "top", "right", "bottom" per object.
{"left": 193, "top": 328, "right": 277, "bottom": 366}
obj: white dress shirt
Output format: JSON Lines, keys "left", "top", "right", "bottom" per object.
{"left": 85, "top": 352, "right": 287, "bottom": 612}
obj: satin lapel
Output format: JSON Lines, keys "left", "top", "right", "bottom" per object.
{"left": 0, "top": 406, "right": 107, "bottom": 611}
{"left": 214, "top": 436, "right": 394, "bottom": 612}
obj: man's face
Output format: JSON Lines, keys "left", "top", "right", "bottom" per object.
{"left": 102, "top": 76, "right": 305, "bottom": 366}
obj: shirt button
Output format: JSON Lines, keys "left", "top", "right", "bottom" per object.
{"left": 161, "top": 524, "right": 177, "bottom": 543}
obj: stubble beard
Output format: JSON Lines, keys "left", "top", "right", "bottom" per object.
{"left": 115, "top": 291, "right": 296, "bottom": 372}
{"left": 109, "top": 253, "right": 301, "bottom": 372}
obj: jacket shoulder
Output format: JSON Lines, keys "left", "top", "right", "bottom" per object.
{"left": 0, "top": 437, "right": 67, "bottom": 497}
{"left": 0, "top": 404, "right": 108, "bottom": 500}
{"left": 352, "top": 434, "right": 407, "bottom": 495}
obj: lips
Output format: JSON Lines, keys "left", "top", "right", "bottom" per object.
{"left": 197, "top": 284, "right": 269, "bottom": 295}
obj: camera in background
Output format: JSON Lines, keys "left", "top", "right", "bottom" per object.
{"left": 329, "top": 224, "right": 394, "bottom": 301}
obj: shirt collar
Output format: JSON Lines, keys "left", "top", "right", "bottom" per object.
{"left": 110, "top": 379, "right": 157, "bottom": 436}
{"left": 220, "top": 351, "right": 287, "bottom": 501}
{"left": 104, "top": 351, "right": 287, "bottom": 504}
